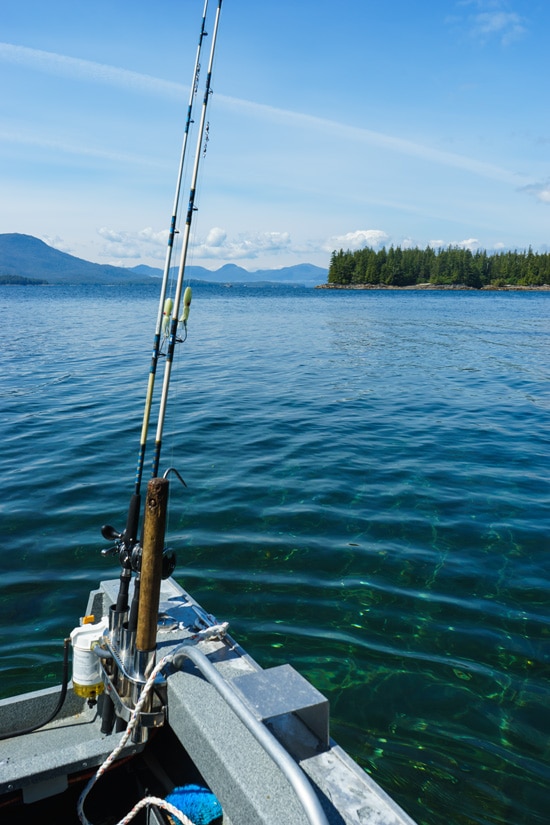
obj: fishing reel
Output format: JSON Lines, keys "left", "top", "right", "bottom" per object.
{"left": 101, "top": 523, "right": 142, "bottom": 572}
{"left": 101, "top": 524, "right": 176, "bottom": 579}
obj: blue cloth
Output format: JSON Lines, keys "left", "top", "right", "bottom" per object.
{"left": 165, "top": 784, "right": 222, "bottom": 824}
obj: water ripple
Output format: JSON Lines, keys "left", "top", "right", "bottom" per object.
{"left": 0, "top": 285, "right": 548, "bottom": 825}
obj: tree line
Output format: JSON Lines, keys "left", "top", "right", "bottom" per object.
{"left": 0, "top": 274, "right": 48, "bottom": 285}
{"left": 328, "top": 246, "right": 550, "bottom": 287}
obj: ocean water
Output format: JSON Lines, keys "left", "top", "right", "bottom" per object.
{"left": 0, "top": 284, "right": 548, "bottom": 825}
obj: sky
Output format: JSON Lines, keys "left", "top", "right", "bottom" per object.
{"left": 1, "top": 0, "right": 549, "bottom": 272}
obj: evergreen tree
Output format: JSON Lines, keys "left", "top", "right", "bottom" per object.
{"left": 327, "top": 244, "right": 550, "bottom": 287}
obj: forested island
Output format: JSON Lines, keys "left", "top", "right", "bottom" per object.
{"left": 0, "top": 274, "right": 49, "bottom": 285}
{"left": 325, "top": 246, "right": 550, "bottom": 289}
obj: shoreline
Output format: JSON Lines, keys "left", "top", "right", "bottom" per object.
{"left": 315, "top": 282, "right": 550, "bottom": 291}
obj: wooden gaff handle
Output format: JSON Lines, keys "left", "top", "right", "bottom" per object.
{"left": 135, "top": 477, "right": 169, "bottom": 653}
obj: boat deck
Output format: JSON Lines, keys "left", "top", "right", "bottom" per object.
{"left": 0, "top": 579, "right": 418, "bottom": 825}
{"left": 0, "top": 688, "right": 140, "bottom": 804}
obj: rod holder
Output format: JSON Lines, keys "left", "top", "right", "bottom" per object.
{"left": 108, "top": 604, "right": 127, "bottom": 648}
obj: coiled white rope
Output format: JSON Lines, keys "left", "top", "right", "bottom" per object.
{"left": 77, "top": 622, "right": 229, "bottom": 825}
{"left": 110, "top": 795, "right": 195, "bottom": 825}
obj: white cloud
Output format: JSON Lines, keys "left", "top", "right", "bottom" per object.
{"left": 0, "top": 126, "right": 163, "bottom": 168}
{"left": 204, "top": 227, "right": 227, "bottom": 248}
{"left": 98, "top": 227, "right": 126, "bottom": 244}
{"left": 0, "top": 42, "right": 182, "bottom": 99}
{"left": 138, "top": 227, "right": 170, "bottom": 245}
{"left": 0, "top": 42, "right": 533, "bottom": 188}
{"left": 470, "top": 11, "right": 527, "bottom": 45}
{"left": 429, "top": 238, "right": 481, "bottom": 250}
{"left": 104, "top": 244, "right": 142, "bottom": 261}
{"left": 456, "top": 238, "right": 481, "bottom": 251}
{"left": 453, "top": 2, "right": 528, "bottom": 46}
{"left": 95, "top": 225, "right": 293, "bottom": 264}
{"left": 42, "top": 234, "right": 74, "bottom": 254}
{"left": 222, "top": 94, "right": 531, "bottom": 187}
{"left": 325, "top": 233, "right": 485, "bottom": 254}
{"left": 193, "top": 228, "right": 292, "bottom": 260}
{"left": 97, "top": 226, "right": 169, "bottom": 261}
{"left": 325, "top": 230, "right": 390, "bottom": 252}
{"left": 522, "top": 181, "right": 550, "bottom": 204}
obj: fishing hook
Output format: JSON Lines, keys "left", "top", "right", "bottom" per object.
{"left": 175, "top": 325, "right": 189, "bottom": 344}
{"left": 163, "top": 467, "right": 187, "bottom": 488}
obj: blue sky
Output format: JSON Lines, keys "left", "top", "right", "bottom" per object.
{"left": 1, "top": 0, "right": 549, "bottom": 271}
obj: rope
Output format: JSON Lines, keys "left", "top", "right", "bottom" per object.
{"left": 113, "top": 796, "right": 195, "bottom": 825}
{"left": 77, "top": 622, "right": 229, "bottom": 825}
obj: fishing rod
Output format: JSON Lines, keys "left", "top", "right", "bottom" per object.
{"left": 123, "top": 0, "right": 223, "bottom": 638}
{"left": 97, "top": 2, "right": 223, "bottom": 736}
{"left": 134, "top": 0, "right": 210, "bottom": 501}
{"left": 152, "top": 0, "right": 223, "bottom": 479}
{"left": 101, "top": 0, "right": 212, "bottom": 615}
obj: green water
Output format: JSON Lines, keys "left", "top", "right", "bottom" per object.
{"left": 1, "top": 285, "right": 548, "bottom": 824}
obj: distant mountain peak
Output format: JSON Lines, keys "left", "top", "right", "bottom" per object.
{"left": 0, "top": 233, "right": 328, "bottom": 287}
{"left": 129, "top": 259, "right": 327, "bottom": 287}
{"left": 0, "top": 233, "right": 153, "bottom": 285}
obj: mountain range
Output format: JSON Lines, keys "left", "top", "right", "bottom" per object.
{"left": 0, "top": 234, "right": 328, "bottom": 287}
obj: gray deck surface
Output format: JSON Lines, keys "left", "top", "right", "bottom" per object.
{"left": 0, "top": 578, "right": 418, "bottom": 824}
